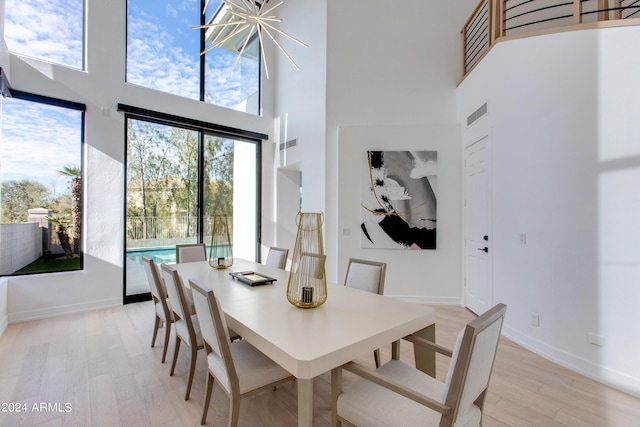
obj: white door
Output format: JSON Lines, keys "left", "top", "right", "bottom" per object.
{"left": 464, "top": 135, "right": 492, "bottom": 315}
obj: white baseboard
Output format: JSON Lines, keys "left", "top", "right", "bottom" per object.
{"left": 8, "top": 297, "right": 122, "bottom": 324}
{"left": 503, "top": 325, "right": 640, "bottom": 399}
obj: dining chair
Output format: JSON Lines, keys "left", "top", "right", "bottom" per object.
{"left": 161, "top": 263, "right": 204, "bottom": 400}
{"left": 189, "top": 278, "right": 295, "bottom": 426}
{"left": 143, "top": 256, "right": 174, "bottom": 364}
{"left": 331, "top": 303, "right": 507, "bottom": 427}
{"left": 300, "top": 251, "right": 326, "bottom": 279}
{"left": 265, "top": 246, "right": 288, "bottom": 269}
{"left": 344, "top": 258, "right": 387, "bottom": 367}
{"left": 176, "top": 243, "right": 207, "bottom": 263}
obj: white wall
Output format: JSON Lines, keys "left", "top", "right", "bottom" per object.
{"left": 266, "top": 0, "right": 327, "bottom": 260}
{"left": 1, "top": 0, "right": 275, "bottom": 322}
{"left": 271, "top": 0, "right": 476, "bottom": 296}
{"left": 338, "top": 124, "right": 462, "bottom": 302}
{"left": 0, "top": 223, "right": 41, "bottom": 274}
{"left": 457, "top": 26, "right": 640, "bottom": 396}
{"left": 0, "top": 278, "right": 6, "bottom": 335}
{"left": 324, "top": 0, "right": 477, "bottom": 289}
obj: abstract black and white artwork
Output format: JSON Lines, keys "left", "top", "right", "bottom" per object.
{"left": 361, "top": 150, "right": 437, "bottom": 249}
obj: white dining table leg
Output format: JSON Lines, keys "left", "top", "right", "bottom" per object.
{"left": 298, "top": 377, "right": 313, "bottom": 426}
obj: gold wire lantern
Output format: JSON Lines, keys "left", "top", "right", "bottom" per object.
{"left": 287, "top": 212, "right": 327, "bottom": 308}
{"left": 209, "top": 215, "right": 233, "bottom": 269}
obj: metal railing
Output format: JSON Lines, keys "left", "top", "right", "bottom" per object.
{"left": 127, "top": 216, "right": 217, "bottom": 241}
{"left": 462, "top": 0, "right": 640, "bottom": 76}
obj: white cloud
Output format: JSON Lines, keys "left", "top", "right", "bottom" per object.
{"left": 1, "top": 99, "right": 82, "bottom": 195}
{"left": 4, "top": 0, "right": 259, "bottom": 114}
{"left": 4, "top": 0, "right": 84, "bottom": 69}
{"left": 126, "top": 1, "right": 259, "bottom": 111}
{"left": 166, "top": 4, "right": 178, "bottom": 18}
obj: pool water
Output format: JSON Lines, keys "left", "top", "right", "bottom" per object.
{"left": 126, "top": 247, "right": 178, "bottom": 265}
{"left": 126, "top": 245, "right": 221, "bottom": 265}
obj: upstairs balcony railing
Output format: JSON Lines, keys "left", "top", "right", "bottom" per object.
{"left": 462, "top": 0, "right": 640, "bottom": 76}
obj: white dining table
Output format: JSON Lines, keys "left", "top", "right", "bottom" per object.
{"left": 171, "top": 259, "right": 435, "bottom": 426}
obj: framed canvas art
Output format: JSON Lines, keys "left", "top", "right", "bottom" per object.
{"left": 361, "top": 150, "right": 437, "bottom": 249}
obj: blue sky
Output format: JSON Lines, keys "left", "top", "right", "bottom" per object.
{"left": 3, "top": 0, "right": 257, "bottom": 103}
{"left": 2, "top": 0, "right": 256, "bottom": 196}
{"left": 1, "top": 98, "right": 82, "bottom": 195}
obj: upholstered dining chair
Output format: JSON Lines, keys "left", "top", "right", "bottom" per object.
{"left": 331, "top": 303, "right": 507, "bottom": 427}
{"left": 161, "top": 263, "right": 204, "bottom": 400}
{"left": 300, "top": 252, "right": 326, "bottom": 279}
{"left": 265, "top": 246, "right": 288, "bottom": 269}
{"left": 142, "top": 256, "right": 174, "bottom": 363}
{"left": 344, "top": 258, "right": 387, "bottom": 367}
{"left": 189, "top": 278, "right": 295, "bottom": 426}
{"left": 176, "top": 243, "right": 207, "bottom": 263}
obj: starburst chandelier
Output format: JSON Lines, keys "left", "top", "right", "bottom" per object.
{"left": 194, "top": 0, "right": 307, "bottom": 79}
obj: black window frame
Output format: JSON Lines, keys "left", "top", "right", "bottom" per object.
{"left": 119, "top": 103, "right": 266, "bottom": 303}
{"left": 0, "top": 89, "right": 86, "bottom": 277}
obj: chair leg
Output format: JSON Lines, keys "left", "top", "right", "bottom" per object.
{"left": 201, "top": 372, "right": 214, "bottom": 425}
{"left": 373, "top": 348, "right": 381, "bottom": 368}
{"left": 331, "top": 368, "right": 342, "bottom": 427}
{"left": 151, "top": 315, "right": 161, "bottom": 348}
{"left": 161, "top": 321, "right": 171, "bottom": 363}
{"left": 228, "top": 396, "right": 240, "bottom": 427}
{"left": 170, "top": 336, "right": 181, "bottom": 376}
{"left": 185, "top": 344, "right": 198, "bottom": 400}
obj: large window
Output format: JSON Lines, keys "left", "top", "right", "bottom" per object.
{"left": 0, "top": 93, "right": 85, "bottom": 276}
{"left": 4, "top": 0, "right": 85, "bottom": 69}
{"left": 126, "top": 0, "right": 260, "bottom": 115}
{"left": 122, "top": 106, "right": 262, "bottom": 300}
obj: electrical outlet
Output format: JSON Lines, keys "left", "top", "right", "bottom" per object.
{"left": 531, "top": 313, "right": 540, "bottom": 327}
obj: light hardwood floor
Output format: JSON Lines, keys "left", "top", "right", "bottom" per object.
{"left": 1, "top": 302, "right": 639, "bottom": 426}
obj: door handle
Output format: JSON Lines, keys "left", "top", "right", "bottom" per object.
{"left": 477, "top": 247, "right": 488, "bottom": 253}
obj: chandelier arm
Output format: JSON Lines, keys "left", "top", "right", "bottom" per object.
{"left": 256, "top": 27, "right": 270, "bottom": 79}
{"left": 251, "top": 16, "right": 282, "bottom": 22}
{"left": 191, "top": 19, "right": 244, "bottom": 29}
{"left": 225, "top": 0, "right": 251, "bottom": 14}
{"left": 237, "top": 0, "right": 258, "bottom": 14}
{"left": 260, "top": 24, "right": 300, "bottom": 70}
{"left": 195, "top": 0, "right": 307, "bottom": 79}
{"left": 201, "top": 22, "right": 251, "bottom": 54}
{"left": 230, "top": 23, "right": 256, "bottom": 73}
{"left": 259, "top": 1, "right": 285, "bottom": 17}
{"left": 200, "top": 43, "right": 219, "bottom": 56}
{"left": 214, "top": 22, "right": 251, "bottom": 47}
{"left": 260, "top": 20, "right": 308, "bottom": 48}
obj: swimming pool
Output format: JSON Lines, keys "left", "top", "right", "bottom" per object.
{"left": 126, "top": 247, "right": 178, "bottom": 265}
{"left": 127, "top": 245, "right": 219, "bottom": 265}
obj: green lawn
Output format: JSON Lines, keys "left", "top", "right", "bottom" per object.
{"left": 15, "top": 256, "right": 81, "bottom": 274}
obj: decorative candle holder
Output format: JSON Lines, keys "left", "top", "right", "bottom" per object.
{"left": 287, "top": 212, "right": 327, "bottom": 308}
{"left": 209, "top": 215, "right": 233, "bottom": 269}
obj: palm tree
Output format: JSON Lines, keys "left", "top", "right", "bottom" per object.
{"left": 47, "top": 214, "right": 74, "bottom": 258}
{"left": 58, "top": 165, "right": 82, "bottom": 255}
